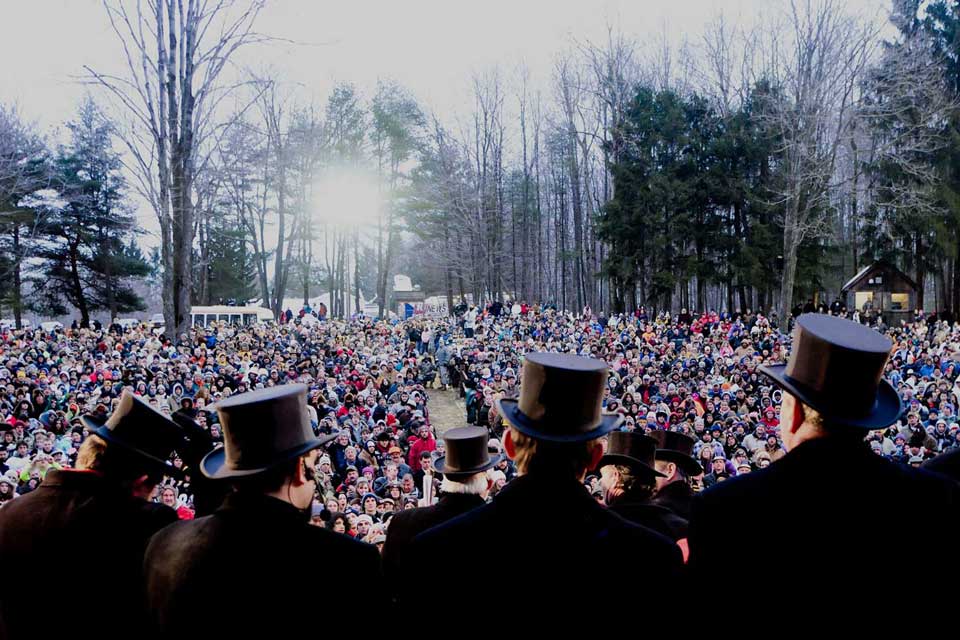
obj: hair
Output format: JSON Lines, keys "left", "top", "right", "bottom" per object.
{"left": 439, "top": 473, "right": 488, "bottom": 496}
{"left": 612, "top": 464, "right": 656, "bottom": 502}
{"left": 76, "top": 435, "right": 163, "bottom": 487}
{"left": 508, "top": 427, "right": 598, "bottom": 478}
{"left": 798, "top": 400, "right": 865, "bottom": 444}
{"left": 231, "top": 458, "right": 301, "bottom": 494}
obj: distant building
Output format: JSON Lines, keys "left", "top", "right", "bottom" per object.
{"left": 841, "top": 261, "right": 918, "bottom": 325}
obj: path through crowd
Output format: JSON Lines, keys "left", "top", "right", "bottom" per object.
{"left": 428, "top": 388, "right": 465, "bottom": 435}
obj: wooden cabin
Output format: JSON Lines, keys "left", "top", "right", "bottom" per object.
{"left": 840, "top": 261, "right": 918, "bottom": 325}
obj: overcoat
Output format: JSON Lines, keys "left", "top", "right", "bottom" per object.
{"left": 409, "top": 473, "right": 683, "bottom": 626}
{"left": 382, "top": 492, "right": 484, "bottom": 587}
{"left": 651, "top": 478, "right": 695, "bottom": 520}
{"left": 688, "top": 438, "right": 960, "bottom": 621}
{"left": 0, "top": 469, "right": 177, "bottom": 640}
{"left": 144, "top": 491, "right": 386, "bottom": 637}
{"left": 608, "top": 499, "right": 688, "bottom": 541}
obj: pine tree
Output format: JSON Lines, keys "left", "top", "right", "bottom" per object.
{"left": 30, "top": 98, "right": 149, "bottom": 325}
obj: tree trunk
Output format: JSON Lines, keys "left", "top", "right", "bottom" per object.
{"left": 354, "top": 228, "right": 361, "bottom": 315}
{"left": 69, "top": 238, "right": 90, "bottom": 328}
{"left": 12, "top": 225, "right": 22, "bottom": 330}
{"left": 779, "top": 201, "right": 800, "bottom": 331}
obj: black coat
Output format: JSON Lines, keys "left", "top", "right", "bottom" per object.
{"left": 689, "top": 438, "right": 960, "bottom": 623}
{"left": 0, "top": 469, "right": 177, "bottom": 640}
{"left": 923, "top": 447, "right": 960, "bottom": 484}
{"left": 651, "top": 478, "right": 694, "bottom": 520}
{"left": 409, "top": 473, "right": 683, "bottom": 628}
{"left": 382, "top": 493, "right": 484, "bottom": 591}
{"left": 609, "top": 500, "right": 689, "bottom": 541}
{"left": 144, "top": 492, "right": 386, "bottom": 637}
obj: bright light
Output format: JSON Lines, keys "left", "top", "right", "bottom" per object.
{"left": 312, "top": 168, "right": 381, "bottom": 228}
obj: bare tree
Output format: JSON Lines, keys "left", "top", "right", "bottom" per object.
{"left": 760, "top": 0, "right": 879, "bottom": 328}
{"left": 87, "top": 0, "right": 264, "bottom": 340}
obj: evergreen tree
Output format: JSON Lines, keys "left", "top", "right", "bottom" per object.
{"left": 30, "top": 98, "right": 149, "bottom": 325}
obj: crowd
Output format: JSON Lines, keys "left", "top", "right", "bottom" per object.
{"left": 2, "top": 302, "right": 959, "bottom": 519}
{"left": 2, "top": 301, "right": 960, "bottom": 636}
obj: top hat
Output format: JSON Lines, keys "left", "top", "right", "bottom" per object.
{"left": 82, "top": 390, "right": 185, "bottom": 478}
{"left": 432, "top": 426, "right": 503, "bottom": 479}
{"left": 496, "top": 352, "right": 623, "bottom": 443}
{"left": 648, "top": 430, "right": 703, "bottom": 475}
{"left": 759, "top": 314, "right": 901, "bottom": 430}
{"left": 598, "top": 431, "right": 664, "bottom": 477}
{"left": 201, "top": 384, "right": 335, "bottom": 479}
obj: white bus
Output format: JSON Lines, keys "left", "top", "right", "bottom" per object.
{"left": 189, "top": 305, "right": 274, "bottom": 327}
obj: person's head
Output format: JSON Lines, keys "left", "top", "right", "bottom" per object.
{"left": 419, "top": 451, "right": 432, "bottom": 470}
{"left": 439, "top": 472, "right": 491, "bottom": 498}
{"left": 778, "top": 391, "right": 864, "bottom": 451}
{"left": 652, "top": 458, "right": 688, "bottom": 491}
{"left": 75, "top": 435, "right": 164, "bottom": 500}
{"left": 599, "top": 463, "right": 655, "bottom": 504}
{"left": 711, "top": 457, "right": 726, "bottom": 473}
{"left": 160, "top": 486, "right": 178, "bottom": 508}
{"left": 355, "top": 515, "right": 373, "bottom": 537}
{"left": 401, "top": 473, "right": 415, "bottom": 493}
{"left": 330, "top": 512, "right": 347, "bottom": 534}
{"left": 384, "top": 461, "right": 398, "bottom": 480}
{"left": 231, "top": 448, "right": 321, "bottom": 510}
{"left": 503, "top": 426, "right": 603, "bottom": 482}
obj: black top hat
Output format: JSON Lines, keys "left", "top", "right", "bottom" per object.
{"left": 598, "top": 432, "right": 665, "bottom": 478}
{"left": 759, "top": 314, "right": 901, "bottom": 430}
{"left": 82, "top": 390, "right": 185, "bottom": 478}
{"left": 496, "top": 352, "right": 623, "bottom": 443}
{"left": 648, "top": 430, "right": 703, "bottom": 476}
{"left": 432, "top": 426, "right": 503, "bottom": 479}
{"left": 201, "top": 384, "right": 335, "bottom": 479}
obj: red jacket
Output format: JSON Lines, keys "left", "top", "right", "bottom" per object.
{"left": 408, "top": 434, "right": 437, "bottom": 467}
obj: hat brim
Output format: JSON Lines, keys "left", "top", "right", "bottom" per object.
{"left": 200, "top": 432, "right": 336, "bottom": 480}
{"left": 91, "top": 425, "right": 185, "bottom": 479}
{"left": 597, "top": 453, "right": 665, "bottom": 478}
{"left": 654, "top": 450, "right": 703, "bottom": 476}
{"left": 758, "top": 364, "right": 902, "bottom": 430}
{"left": 496, "top": 398, "right": 622, "bottom": 443}
{"left": 432, "top": 453, "right": 503, "bottom": 478}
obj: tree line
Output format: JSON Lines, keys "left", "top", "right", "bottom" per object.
{"left": 3, "top": 0, "right": 960, "bottom": 337}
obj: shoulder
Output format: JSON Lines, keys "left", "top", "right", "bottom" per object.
{"left": 147, "top": 514, "right": 213, "bottom": 556}
{"left": 922, "top": 448, "right": 960, "bottom": 484}
{"left": 696, "top": 466, "right": 776, "bottom": 507}
{"left": 413, "top": 501, "right": 495, "bottom": 548}
{"left": 307, "top": 525, "right": 380, "bottom": 562}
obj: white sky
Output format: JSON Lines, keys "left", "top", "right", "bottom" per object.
{"left": 1, "top": 0, "right": 889, "bottom": 246}
{"left": 2, "top": 0, "right": 889, "bottom": 132}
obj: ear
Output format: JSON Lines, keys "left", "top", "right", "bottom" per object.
{"left": 130, "top": 474, "right": 157, "bottom": 500}
{"left": 503, "top": 428, "right": 517, "bottom": 461}
{"left": 587, "top": 441, "right": 604, "bottom": 472}
{"left": 788, "top": 399, "right": 805, "bottom": 437}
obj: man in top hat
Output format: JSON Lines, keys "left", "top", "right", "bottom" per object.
{"left": 0, "top": 390, "right": 187, "bottom": 640}
{"left": 598, "top": 431, "right": 688, "bottom": 541}
{"left": 143, "top": 384, "right": 386, "bottom": 637}
{"left": 409, "top": 353, "right": 682, "bottom": 627}
{"left": 648, "top": 429, "right": 702, "bottom": 520}
{"left": 688, "top": 315, "right": 960, "bottom": 625}
{"left": 383, "top": 426, "right": 500, "bottom": 596}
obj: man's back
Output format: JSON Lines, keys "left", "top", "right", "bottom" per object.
{"left": 382, "top": 493, "right": 484, "bottom": 591}
{"left": 689, "top": 438, "right": 960, "bottom": 614}
{"left": 144, "top": 491, "right": 385, "bottom": 637}
{"left": 410, "top": 474, "right": 682, "bottom": 623}
{"left": 0, "top": 470, "right": 177, "bottom": 640}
